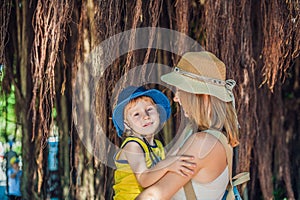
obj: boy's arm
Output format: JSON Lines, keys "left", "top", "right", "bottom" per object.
{"left": 136, "top": 154, "right": 195, "bottom": 187}
{"left": 124, "top": 142, "right": 195, "bottom": 188}
{"left": 136, "top": 134, "right": 204, "bottom": 200}
{"left": 8, "top": 169, "right": 17, "bottom": 178}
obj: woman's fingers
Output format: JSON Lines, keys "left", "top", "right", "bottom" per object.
{"left": 179, "top": 155, "right": 194, "bottom": 161}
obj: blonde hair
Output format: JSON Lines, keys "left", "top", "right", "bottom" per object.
{"left": 178, "top": 90, "right": 239, "bottom": 147}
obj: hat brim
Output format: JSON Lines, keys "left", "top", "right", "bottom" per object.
{"left": 113, "top": 89, "right": 171, "bottom": 137}
{"left": 161, "top": 71, "right": 232, "bottom": 102}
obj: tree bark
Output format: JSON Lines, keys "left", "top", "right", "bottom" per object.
{"left": 13, "top": 1, "right": 37, "bottom": 199}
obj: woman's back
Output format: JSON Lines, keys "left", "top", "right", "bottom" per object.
{"left": 192, "top": 132, "right": 227, "bottom": 182}
{"left": 172, "top": 132, "right": 229, "bottom": 199}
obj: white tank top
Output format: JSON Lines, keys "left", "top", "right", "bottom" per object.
{"left": 172, "top": 166, "right": 229, "bottom": 200}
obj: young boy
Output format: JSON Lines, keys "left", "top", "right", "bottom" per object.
{"left": 112, "top": 86, "right": 195, "bottom": 200}
{"left": 7, "top": 157, "right": 22, "bottom": 200}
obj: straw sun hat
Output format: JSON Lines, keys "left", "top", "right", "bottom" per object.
{"left": 161, "top": 51, "right": 236, "bottom": 103}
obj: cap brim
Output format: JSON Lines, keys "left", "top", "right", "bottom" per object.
{"left": 161, "top": 72, "right": 232, "bottom": 102}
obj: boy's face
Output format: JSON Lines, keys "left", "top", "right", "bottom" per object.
{"left": 12, "top": 162, "right": 19, "bottom": 170}
{"left": 125, "top": 99, "right": 160, "bottom": 136}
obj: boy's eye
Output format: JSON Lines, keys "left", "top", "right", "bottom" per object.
{"left": 133, "top": 112, "right": 140, "bottom": 117}
{"left": 147, "top": 108, "right": 153, "bottom": 112}
{"left": 147, "top": 106, "right": 155, "bottom": 112}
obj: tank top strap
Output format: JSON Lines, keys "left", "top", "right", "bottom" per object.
{"left": 154, "top": 139, "right": 165, "bottom": 160}
{"left": 121, "top": 136, "right": 150, "bottom": 154}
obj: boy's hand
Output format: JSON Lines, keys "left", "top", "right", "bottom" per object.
{"left": 164, "top": 155, "right": 196, "bottom": 177}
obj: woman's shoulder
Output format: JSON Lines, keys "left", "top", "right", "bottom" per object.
{"left": 188, "top": 131, "right": 219, "bottom": 144}
{"left": 180, "top": 131, "right": 224, "bottom": 159}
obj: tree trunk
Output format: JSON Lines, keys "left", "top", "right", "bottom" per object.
{"left": 71, "top": 1, "right": 98, "bottom": 198}
{"left": 12, "top": 1, "right": 38, "bottom": 199}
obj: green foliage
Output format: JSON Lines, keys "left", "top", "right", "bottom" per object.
{"left": 52, "top": 107, "right": 57, "bottom": 120}
{"left": 0, "top": 84, "right": 22, "bottom": 154}
{"left": 273, "top": 176, "right": 288, "bottom": 200}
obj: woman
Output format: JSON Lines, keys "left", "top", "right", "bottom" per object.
{"left": 136, "top": 51, "right": 240, "bottom": 200}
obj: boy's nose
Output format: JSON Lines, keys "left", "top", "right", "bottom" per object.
{"left": 143, "top": 112, "right": 150, "bottom": 119}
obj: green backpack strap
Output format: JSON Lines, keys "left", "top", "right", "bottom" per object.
{"left": 204, "top": 129, "right": 250, "bottom": 200}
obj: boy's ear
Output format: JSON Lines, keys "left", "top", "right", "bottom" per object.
{"left": 124, "top": 121, "right": 130, "bottom": 129}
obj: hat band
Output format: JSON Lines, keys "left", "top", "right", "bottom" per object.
{"left": 174, "top": 67, "right": 226, "bottom": 86}
{"left": 174, "top": 66, "right": 236, "bottom": 103}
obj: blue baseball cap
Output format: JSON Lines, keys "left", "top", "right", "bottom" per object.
{"left": 112, "top": 86, "right": 171, "bottom": 137}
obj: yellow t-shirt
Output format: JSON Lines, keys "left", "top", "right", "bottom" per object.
{"left": 113, "top": 137, "right": 165, "bottom": 200}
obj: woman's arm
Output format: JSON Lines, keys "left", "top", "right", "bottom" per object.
{"left": 124, "top": 142, "right": 196, "bottom": 188}
{"left": 136, "top": 133, "right": 205, "bottom": 200}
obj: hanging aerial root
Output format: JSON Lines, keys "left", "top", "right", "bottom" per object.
{"left": 30, "top": 0, "right": 72, "bottom": 193}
